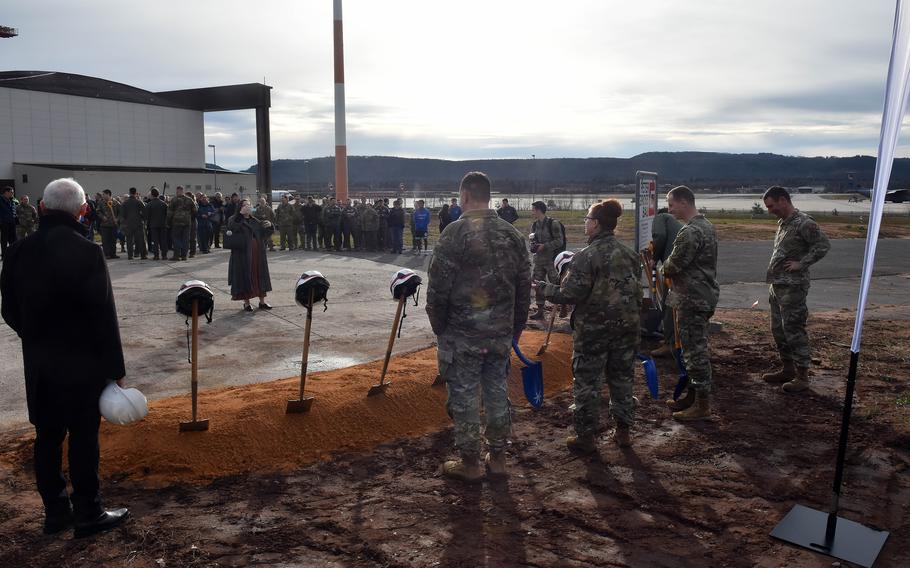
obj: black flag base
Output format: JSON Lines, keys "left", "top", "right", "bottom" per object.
{"left": 771, "top": 504, "right": 889, "bottom": 568}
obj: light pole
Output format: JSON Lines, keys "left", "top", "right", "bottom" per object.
{"left": 304, "top": 159, "right": 309, "bottom": 194}
{"left": 208, "top": 144, "right": 217, "bottom": 192}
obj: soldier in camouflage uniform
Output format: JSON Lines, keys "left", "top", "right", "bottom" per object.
{"left": 528, "top": 201, "right": 565, "bottom": 320}
{"left": 96, "top": 189, "right": 121, "bottom": 259}
{"left": 275, "top": 195, "right": 296, "bottom": 250}
{"left": 165, "top": 186, "right": 197, "bottom": 261}
{"left": 118, "top": 187, "right": 147, "bottom": 260}
{"left": 341, "top": 199, "right": 358, "bottom": 251}
{"left": 322, "top": 197, "right": 343, "bottom": 251}
{"left": 426, "top": 171, "right": 531, "bottom": 481}
{"left": 661, "top": 186, "right": 719, "bottom": 421}
{"left": 540, "top": 199, "right": 641, "bottom": 451}
{"left": 761, "top": 186, "right": 830, "bottom": 392}
{"left": 651, "top": 208, "right": 684, "bottom": 357}
{"left": 375, "top": 198, "right": 390, "bottom": 251}
{"left": 254, "top": 197, "right": 276, "bottom": 251}
{"left": 15, "top": 195, "right": 38, "bottom": 240}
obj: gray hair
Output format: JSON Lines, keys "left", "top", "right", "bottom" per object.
{"left": 43, "top": 178, "right": 87, "bottom": 215}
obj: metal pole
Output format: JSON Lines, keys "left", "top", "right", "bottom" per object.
{"left": 333, "top": 0, "right": 349, "bottom": 202}
{"left": 208, "top": 144, "right": 217, "bottom": 192}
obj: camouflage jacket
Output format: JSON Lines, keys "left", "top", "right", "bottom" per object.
{"left": 542, "top": 232, "right": 641, "bottom": 353}
{"left": 166, "top": 194, "right": 197, "bottom": 227}
{"left": 118, "top": 196, "right": 146, "bottom": 230}
{"left": 663, "top": 215, "right": 719, "bottom": 313}
{"left": 254, "top": 204, "right": 276, "bottom": 224}
{"left": 360, "top": 205, "right": 380, "bottom": 231}
{"left": 275, "top": 202, "right": 295, "bottom": 227}
{"left": 651, "top": 212, "right": 683, "bottom": 263}
{"left": 426, "top": 209, "right": 531, "bottom": 340}
{"left": 322, "top": 204, "right": 343, "bottom": 225}
{"left": 530, "top": 216, "right": 565, "bottom": 264}
{"left": 375, "top": 203, "right": 390, "bottom": 223}
{"left": 96, "top": 198, "right": 121, "bottom": 227}
{"left": 766, "top": 210, "right": 830, "bottom": 286}
{"left": 16, "top": 203, "right": 38, "bottom": 230}
{"left": 342, "top": 205, "right": 359, "bottom": 225}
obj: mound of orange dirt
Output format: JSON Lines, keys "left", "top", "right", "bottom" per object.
{"left": 84, "top": 330, "right": 575, "bottom": 485}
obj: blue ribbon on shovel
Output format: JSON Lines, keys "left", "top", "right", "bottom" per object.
{"left": 512, "top": 339, "right": 544, "bottom": 409}
{"left": 637, "top": 354, "right": 659, "bottom": 399}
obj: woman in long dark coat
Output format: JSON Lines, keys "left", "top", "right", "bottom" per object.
{"left": 438, "top": 203, "right": 451, "bottom": 233}
{"left": 226, "top": 199, "right": 273, "bottom": 311}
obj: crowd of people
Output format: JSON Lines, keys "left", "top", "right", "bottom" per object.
{"left": 0, "top": 171, "right": 831, "bottom": 536}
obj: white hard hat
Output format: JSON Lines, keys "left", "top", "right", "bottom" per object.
{"left": 296, "top": 270, "right": 330, "bottom": 306}
{"left": 390, "top": 268, "right": 422, "bottom": 300}
{"left": 554, "top": 250, "right": 575, "bottom": 275}
{"left": 99, "top": 382, "right": 149, "bottom": 425}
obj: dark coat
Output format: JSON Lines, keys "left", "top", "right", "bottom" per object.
{"left": 226, "top": 215, "right": 272, "bottom": 298}
{"left": 0, "top": 211, "right": 125, "bottom": 424}
{"left": 145, "top": 197, "right": 168, "bottom": 229}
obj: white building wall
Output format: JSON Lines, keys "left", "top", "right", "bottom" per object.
{"left": 0, "top": 87, "right": 204, "bottom": 180}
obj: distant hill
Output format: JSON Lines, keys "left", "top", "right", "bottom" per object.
{"left": 246, "top": 152, "right": 910, "bottom": 193}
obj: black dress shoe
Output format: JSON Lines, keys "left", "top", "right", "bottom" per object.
{"left": 258, "top": 302, "right": 273, "bottom": 310}
{"left": 243, "top": 303, "right": 253, "bottom": 312}
{"left": 43, "top": 507, "right": 74, "bottom": 535}
{"left": 74, "top": 508, "right": 130, "bottom": 538}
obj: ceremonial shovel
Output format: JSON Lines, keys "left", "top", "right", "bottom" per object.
{"left": 536, "top": 307, "right": 559, "bottom": 356}
{"left": 287, "top": 289, "right": 316, "bottom": 413}
{"left": 369, "top": 295, "right": 406, "bottom": 396}
{"left": 180, "top": 299, "right": 210, "bottom": 432}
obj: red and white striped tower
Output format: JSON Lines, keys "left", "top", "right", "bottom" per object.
{"left": 333, "top": 0, "right": 349, "bottom": 202}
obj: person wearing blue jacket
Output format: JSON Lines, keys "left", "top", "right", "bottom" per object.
{"left": 448, "top": 197, "right": 462, "bottom": 221}
{"left": 195, "top": 194, "right": 216, "bottom": 254}
{"left": 412, "top": 200, "right": 431, "bottom": 254}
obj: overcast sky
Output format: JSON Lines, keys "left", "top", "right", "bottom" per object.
{"left": 2, "top": 1, "right": 906, "bottom": 171}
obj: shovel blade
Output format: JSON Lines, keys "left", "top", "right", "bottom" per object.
{"left": 521, "top": 363, "right": 544, "bottom": 409}
{"left": 179, "top": 419, "right": 210, "bottom": 432}
{"left": 286, "top": 396, "right": 315, "bottom": 413}
{"left": 431, "top": 374, "right": 446, "bottom": 387}
{"left": 368, "top": 382, "right": 390, "bottom": 397}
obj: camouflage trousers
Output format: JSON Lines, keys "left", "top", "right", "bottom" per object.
{"left": 571, "top": 340, "right": 637, "bottom": 437}
{"left": 677, "top": 308, "right": 714, "bottom": 393}
{"left": 15, "top": 226, "right": 35, "bottom": 240}
{"left": 437, "top": 334, "right": 512, "bottom": 458}
{"left": 769, "top": 283, "right": 811, "bottom": 368}
{"left": 279, "top": 226, "right": 296, "bottom": 249}
{"left": 532, "top": 257, "right": 557, "bottom": 306}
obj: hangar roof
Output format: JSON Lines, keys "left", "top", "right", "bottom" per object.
{"left": 0, "top": 71, "right": 271, "bottom": 111}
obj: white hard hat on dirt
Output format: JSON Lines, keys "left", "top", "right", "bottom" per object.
{"left": 99, "top": 382, "right": 149, "bottom": 425}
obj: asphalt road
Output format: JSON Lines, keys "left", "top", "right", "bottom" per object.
{"left": 0, "top": 238, "right": 907, "bottom": 428}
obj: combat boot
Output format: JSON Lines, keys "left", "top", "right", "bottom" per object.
{"left": 762, "top": 359, "right": 796, "bottom": 384}
{"left": 441, "top": 455, "right": 483, "bottom": 482}
{"left": 566, "top": 434, "right": 597, "bottom": 454}
{"left": 484, "top": 451, "right": 508, "bottom": 478}
{"left": 610, "top": 424, "right": 631, "bottom": 448}
{"left": 666, "top": 388, "right": 695, "bottom": 412}
{"left": 782, "top": 367, "right": 810, "bottom": 393}
{"left": 673, "top": 391, "right": 711, "bottom": 421}
{"left": 529, "top": 306, "right": 546, "bottom": 320}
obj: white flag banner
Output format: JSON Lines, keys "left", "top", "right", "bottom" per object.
{"left": 851, "top": 0, "right": 910, "bottom": 353}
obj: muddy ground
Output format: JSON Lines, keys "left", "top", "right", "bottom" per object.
{"left": 0, "top": 308, "right": 908, "bottom": 567}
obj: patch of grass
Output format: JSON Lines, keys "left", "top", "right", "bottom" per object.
{"left": 897, "top": 392, "right": 910, "bottom": 407}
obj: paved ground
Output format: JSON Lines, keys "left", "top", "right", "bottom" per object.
{"left": 1, "top": 238, "right": 908, "bottom": 428}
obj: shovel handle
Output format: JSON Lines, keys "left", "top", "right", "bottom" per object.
{"left": 379, "top": 296, "right": 406, "bottom": 385}
{"left": 191, "top": 299, "right": 199, "bottom": 422}
{"left": 299, "top": 289, "right": 315, "bottom": 399}
{"left": 541, "top": 306, "right": 558, "bottom": 347}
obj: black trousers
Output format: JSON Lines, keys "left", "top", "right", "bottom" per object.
{"left": 33, "top": 384, "right": 104, "bottom": 520}
{"left": 0, "top": 221, "right": 16, "bottom": 259}
{"left": 149, "top": 227, "right": 167, "bottom": 257}
{"left": 99, "top": 226, "right": 117, "bottom": 258}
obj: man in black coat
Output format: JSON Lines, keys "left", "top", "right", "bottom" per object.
{"left": 146, "top": 187, "right": 168, "bottom": 260}
{"left": 0, "top": 178, "right": 130, "bottom": 537}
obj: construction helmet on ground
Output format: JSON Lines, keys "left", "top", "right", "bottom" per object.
{"left": 99, "top": 382, "right": 149, "bottom": 425}
{"left": 390, "top": 268, "right": 422, "bottom": 300}
{"left": 554, "top": 250, "right": 575, "bottom": 276}
{"left": 176, "top": 280, "right": 215, "bottom": 323}
{"left": 296, "top": 270, "right": 330, "bottom": 308}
